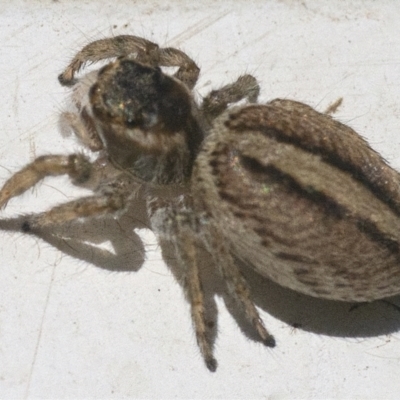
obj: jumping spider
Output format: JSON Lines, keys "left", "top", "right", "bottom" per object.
{"left": 3, "top": 35, "right": 400, "bottom": 371}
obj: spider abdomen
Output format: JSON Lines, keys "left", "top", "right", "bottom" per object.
{"left": 193, "top": 101, "right": 400, "bottom": 302}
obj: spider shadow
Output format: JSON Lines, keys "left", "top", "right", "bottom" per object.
{"left": 1, "top": 198, "right": 400, "bottom": 353}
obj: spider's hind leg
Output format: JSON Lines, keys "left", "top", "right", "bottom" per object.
{"left": 207, "top": 225, "right": 276, "bottom": 348}
{"left": 172, "top": 220, "right": 275, "bottom": 372}
{"left": 175, "top": 226, "right": 218, "bottom": 372}
{"left": 150, "top": 197, "right": 218, "bottom": 371}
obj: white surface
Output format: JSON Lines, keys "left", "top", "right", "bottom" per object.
{"left": 1, "top": 1, "right": 400, "bottom": 399}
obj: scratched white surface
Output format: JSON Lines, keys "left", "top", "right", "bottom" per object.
{"left": 1, "top": 1, "right": 400, "bottom": 399}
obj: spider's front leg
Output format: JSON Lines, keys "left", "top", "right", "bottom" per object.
{"left": 59, "top": 35, "right": 200, "bottom": 89}
{"left": 175, "top": 227, "right": 218, "bottom": 372}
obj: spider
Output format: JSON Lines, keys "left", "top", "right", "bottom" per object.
{"left": 3, "top": 35, "right": 400, "bottom": 372}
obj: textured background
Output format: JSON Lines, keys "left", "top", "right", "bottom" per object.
{"left": 1, "top": 1, "right": 400, "bottom": 398}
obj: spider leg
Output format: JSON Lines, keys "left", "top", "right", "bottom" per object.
{"left": 201, "top": 74, "right": 260, "bottom": 122}
{"left": 208, "top": 226, "right": 276, "bottom": 349}
{"left": 173, "top": 222, "right": 275, "bottom": 372}
{"left": 59, "top": 35, "right": 158, "bottom": 86}
{"left": 176, "top": 228, "right": 218, "bottom": 372}
{"left": 25, "top": 188, "right": 127, "bottom": 230}
{"left": 20, "top": 173, "right": 132, "bottom": 230}
{"left": 59, "top": 35, "right": 199, "bottom": 89}
{"left": 156, "top": 47, "right": 200, "bottom": 89}
{"left": 0, "top": 154, "right": 92, "bottom": 209}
